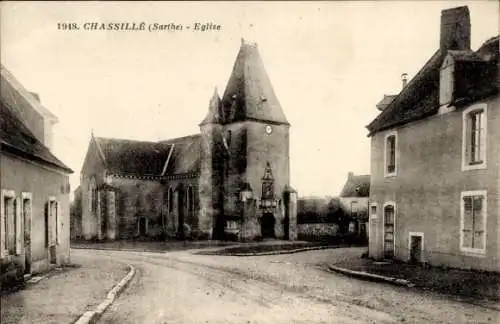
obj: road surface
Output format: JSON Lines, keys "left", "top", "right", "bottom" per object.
{"left": 72, "top": 248, "right": 498, "bottom": 324}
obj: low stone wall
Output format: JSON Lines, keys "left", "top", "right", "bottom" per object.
{"left": 297, "top": 223, "right": 339, "bottom": 241}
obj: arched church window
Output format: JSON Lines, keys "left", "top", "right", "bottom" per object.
{"left": 187, "top": 186, "right": 194, "bottom": 212}
{"left": 89, "top": 177, "right": 97, "bottom": 215}
{"left": 168, "top": 187, "right": 174, "bottom": 213}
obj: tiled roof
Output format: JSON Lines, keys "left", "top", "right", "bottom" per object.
{"left": 367, "top": 50, "right": 444, "bottom": 135}
{"left": 1, "top": 65, "right": 58, "bottom": 121}
{"left": 94, "top": 133, "right": 201, "bottom": 178}
{"left": 339, "top": 174, "right": 370, "bottom": 198}
{"left": 219, "top": 40, "right": 289, "bottom": 125}
{"left": 94, "top": 137, "right": 172, "bottom": 177}
{"left": 0, "top": 100, "right": 72, "bottom": 173}
{"left": 367, "top": 36, "right": 499, "bottom": 135}
{"left": 159, "top": 134, "right": 201, "bottom": 175}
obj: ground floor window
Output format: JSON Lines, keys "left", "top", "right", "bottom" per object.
{"left": 460, "top": 190, "right": 487, "bottom": 254}
{"left": 45, "top": 198, "right": 60, "bottom": 248}
{"left": 1, "top": 190, "right": 18, "bottom": 256}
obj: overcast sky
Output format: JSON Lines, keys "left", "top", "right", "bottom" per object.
{"left": 1, "top": 1, "right": 498, "bottom": 198}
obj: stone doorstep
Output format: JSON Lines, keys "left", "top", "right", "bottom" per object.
{"left": 24, "top": 264, "right": 67, "bottom": 285}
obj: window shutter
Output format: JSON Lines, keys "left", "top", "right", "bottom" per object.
{"left": 15, "top": 198, "right": 22, "bottom": 255}
{"left": 0, "top": 194, "right": 6, "bottom": 257}
{"left": 45, "top": 202, "right": 51, "bottom": 247}
{"left": 56, "top": 201, "right": 60, "bottom": 245}
{"left": 465, "top": 116, "right": 472, "bottom": 163}
{"left": 479, "top": 113, "right": 486, "bottom": 162}
{"left": 473, "top": 196, "right": 484, "bottom": 230}
{"left": 462, "top": 196, "right": 473, "bottom": 248}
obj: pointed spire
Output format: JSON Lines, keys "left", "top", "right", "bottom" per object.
{"left": 199, "top": 87, "right": 222, "bottom": 126}
{"left": 220, "top": 40, "right": 289, "bottom": 125}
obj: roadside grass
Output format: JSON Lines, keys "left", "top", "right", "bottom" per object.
{"left": 332, "top": 258, "right": 500, "bottom": 301}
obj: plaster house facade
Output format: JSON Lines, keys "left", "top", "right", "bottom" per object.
{"left": 1, "top": 65, "right": 73, "bottom": 285}
{"left": 367, "top": 6, "right": 499, "bottom": 271}
{"left": 339, "top": 172, "right": 370, "bottom": 240}
{"left": 76, "top": 40, "right": 298, "bottom": 242}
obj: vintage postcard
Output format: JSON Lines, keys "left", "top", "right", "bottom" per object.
{"left": 0, "top": 1, "right": 499, "bottom": 323}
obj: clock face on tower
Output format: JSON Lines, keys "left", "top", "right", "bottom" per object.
{"left": 265, "top": 125, "right": 273, "bottom": 134}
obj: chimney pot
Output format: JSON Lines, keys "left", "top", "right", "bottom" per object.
{"left": 401, "top": 73, "right": 408, "bottom": 89}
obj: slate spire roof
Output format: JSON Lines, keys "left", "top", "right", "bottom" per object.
{"left": 219, "top": 39, "right": 289, "bottom": 125}
{"left": 200, "top": 87, "right": 222, "bottom": 125}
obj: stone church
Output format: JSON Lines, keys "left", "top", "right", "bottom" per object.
{"left": 76, "top": 40, "right": 298, "bottom": 241}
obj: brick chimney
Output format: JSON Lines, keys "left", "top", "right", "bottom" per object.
{"left": 440, "top": 6, "right": 471, "bottom": 51}
{"left": 348, "top": 172, "right": 354, "bottom": 180}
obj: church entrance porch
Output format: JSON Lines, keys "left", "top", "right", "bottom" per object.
{"left": 261, "top": 213, "right": 275, "bottom": 238}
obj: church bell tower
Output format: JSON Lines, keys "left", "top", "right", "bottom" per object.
{"left": 199, "top": 39, "right": 297, "bottom": 240}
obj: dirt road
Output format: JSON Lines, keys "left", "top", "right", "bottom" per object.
{"left": 76, "top": 248, "right": 498, "bottom": 324}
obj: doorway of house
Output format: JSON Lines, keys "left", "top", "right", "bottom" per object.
{"left": 138, "top": 217, "right": 147, "bottom": 236}
{"left": 383, "top": 205, "right": 395, "bottom": 259}
{"left": 410, "top": 234, "right": 423, "bottom": 263}
{"left": 261, "top": 213, "right": 275, "bottom": 238}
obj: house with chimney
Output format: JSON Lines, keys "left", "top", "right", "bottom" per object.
{"left": 1, "top": 65, "right": 73, "bottom": 286}
{"left": 366, "top": 6, "right": 499, "bottom": 271}
{"left": 76, "top": 40, "right": 298, "bottom": 242}
{"left": 339, "top": 172, "right": 370, "bottom": 241}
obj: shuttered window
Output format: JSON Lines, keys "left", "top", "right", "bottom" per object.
{"left": 461, "top": 191, "right": 486, "bottom": 254}
{"left": 1, "top": 191, "right": 21, "bottom": 256}
{"left": 6, "top": 196, "right": 16, "bottom": 254}
{"left": 46, "top": 199, "right": 59, "bottom": 247}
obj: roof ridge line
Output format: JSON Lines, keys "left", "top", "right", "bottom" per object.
{"left": 367, "top": 49, "right": 442, "bottom": 134}
{"left": 93, "top": 136, "right": 108, "bottom": 166}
